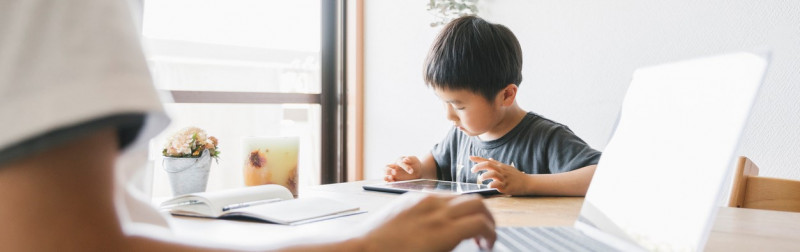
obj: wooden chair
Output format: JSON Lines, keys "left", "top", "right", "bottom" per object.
{"left": 728, "top": 156, "right": 800, "bottom": 212}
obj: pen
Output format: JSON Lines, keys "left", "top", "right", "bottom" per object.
{"left": 222, "top": 198, "right": 282, "bottom": 212}
{"left": 160, "top": 200, "right": 201, "bottom": 209}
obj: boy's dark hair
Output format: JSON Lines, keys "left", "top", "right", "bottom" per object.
{"left": 424, "top": 16, "right": 523, "bottom": 102}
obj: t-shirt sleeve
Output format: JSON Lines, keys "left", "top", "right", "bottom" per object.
{"left": 430, "top": 126, "right": 460, "bottom": 181}
{"left": 0, "top": 0, "right": 165, "bottom": 165}
{"left": 0, "top": 114, "right": 145, "bottom": 165}
{"left": 544, "top": 125, "right": 602, "bottom": 173}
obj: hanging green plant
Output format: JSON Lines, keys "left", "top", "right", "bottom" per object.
{"left": 427, "top": 0, "right": 479, "bottom": 27}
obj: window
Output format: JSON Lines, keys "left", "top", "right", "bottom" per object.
{"left": 141, "top": 0, "right": 344, "bottom": 198}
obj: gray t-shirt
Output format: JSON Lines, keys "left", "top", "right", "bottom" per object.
{"left": 431, "top": 112, "right": 601, "bottom": 183}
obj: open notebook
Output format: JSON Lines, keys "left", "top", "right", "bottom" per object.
{"left": 458, "top": 51, "right": 770, "bottom": 251}
{"left": 160, "top": 184, "right": 362, "bottom": 225}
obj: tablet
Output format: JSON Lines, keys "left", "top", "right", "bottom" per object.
{"left": 362, "top": 179, "right": 499, "bottom": 196}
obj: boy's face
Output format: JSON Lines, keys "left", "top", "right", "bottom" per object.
{"left": 435, "top": 88, "right": 503, "bottom": 138}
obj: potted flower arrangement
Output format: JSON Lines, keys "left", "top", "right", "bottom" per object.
{"left": 162, "top": 127, "right": 220, "bottom": 196}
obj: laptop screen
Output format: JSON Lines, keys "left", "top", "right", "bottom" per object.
{"left": 577, "top": 52, "right": 769, "bottom": 251}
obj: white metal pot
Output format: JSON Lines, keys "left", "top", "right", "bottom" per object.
{"left": 163, "top": 149, "right": 212, "bottom": 196}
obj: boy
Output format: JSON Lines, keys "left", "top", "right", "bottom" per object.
{"left": 385, "top": 16, "right": 601, "bottom": 196}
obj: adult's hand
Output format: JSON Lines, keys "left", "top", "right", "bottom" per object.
{"left": 359, "top": 194, "right": 495, "bottom": 251}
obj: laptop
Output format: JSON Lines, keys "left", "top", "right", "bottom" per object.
{"left": 457, "top": 51, "right": 770, "bottom": 251}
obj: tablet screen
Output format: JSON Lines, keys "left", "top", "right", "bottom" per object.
{"left": 363, "top": 179, "right": 499, "bottom": 195}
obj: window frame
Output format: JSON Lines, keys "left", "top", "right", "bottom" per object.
{"left": 154, "top": 0, "right": 350, "bottom": 185}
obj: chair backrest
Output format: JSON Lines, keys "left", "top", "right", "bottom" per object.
{"left": 728, "top": 156, "right": 800, "bottom": 212}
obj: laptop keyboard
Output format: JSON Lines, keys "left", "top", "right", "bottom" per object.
{"left": 495, "top": 227, "right": 619, "bottom": 252}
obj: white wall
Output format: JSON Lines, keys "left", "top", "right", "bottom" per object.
{"left": 363, "top": 0, "right": 800, "bottom": 181}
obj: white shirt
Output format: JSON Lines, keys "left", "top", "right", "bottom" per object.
{"left": 0, "top": 0, "right": 172, "bottom": 233}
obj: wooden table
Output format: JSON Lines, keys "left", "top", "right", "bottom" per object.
{"left": 166, "top": 180, "right": 800, "bottom": 251}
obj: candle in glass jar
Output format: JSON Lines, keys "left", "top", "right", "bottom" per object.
{"left": 242, "top": 136, "right": 299, "bottom": 196}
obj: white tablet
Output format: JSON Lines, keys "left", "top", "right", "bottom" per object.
{"left": 363, "top": 179, "right": 500, "bottom": 196}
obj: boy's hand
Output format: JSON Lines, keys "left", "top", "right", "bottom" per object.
{"left": 384, "top": 156, "right": 423, "bottom": 182}
{"left": 470, "top": 156, "right": 529, "bottom": 196}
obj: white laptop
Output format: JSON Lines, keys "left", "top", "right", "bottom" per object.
{"left": 458, "top": 51, "right": 770, "bottom": 251}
